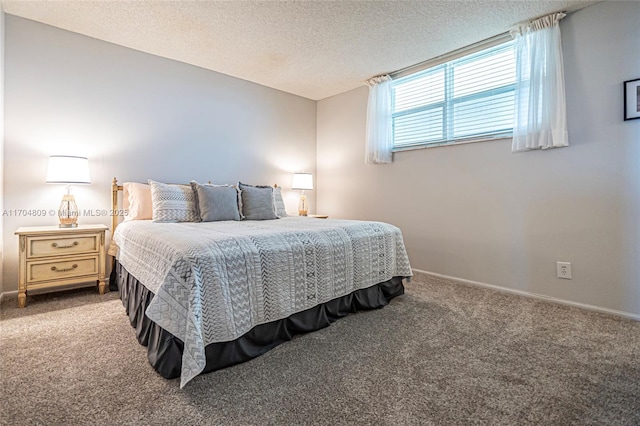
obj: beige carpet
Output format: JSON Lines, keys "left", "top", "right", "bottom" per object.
{"left": 1, "top": 273, "right": 639, "bottom": 425}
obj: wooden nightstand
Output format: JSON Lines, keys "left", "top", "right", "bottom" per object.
{"left": 308, "top": 214, "right": 329, "bottom": 219}
{"left": 15, "top": 224, "right": 108, "bottom": 308}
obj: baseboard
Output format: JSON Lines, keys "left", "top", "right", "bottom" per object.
{"left": 412, "top": 269, "right": 640, "bottom": 322}
{"left": 0, "top": 290, "right": 17, "bottom": 303}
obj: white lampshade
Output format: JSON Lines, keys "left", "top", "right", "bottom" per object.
{"left": 46, "top": 156, "right": 91, "bottom": 184}
{"left": 292, "top": 173, "right": 313, "bottom": 190}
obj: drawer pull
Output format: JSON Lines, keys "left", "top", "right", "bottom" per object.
{"left": 52, "top": 242, "right": 79, "bottom": 249}
{"left": 51, "top": 264, "right": 78, "bottom": 273}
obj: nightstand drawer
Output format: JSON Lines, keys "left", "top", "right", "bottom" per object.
{"left": 27, "top": 234, "right": 100, "bottom": 259}
{"left": 26, "top": 256, "right": 99, "bottom": 283}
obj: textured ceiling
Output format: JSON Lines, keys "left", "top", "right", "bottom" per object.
{"left": 3, "top": 0, "right": 597, "bottom": 100}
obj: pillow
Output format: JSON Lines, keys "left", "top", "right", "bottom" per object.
{"left": 148, "top": 180, "right": 199, "bottom": 223}
{"left": 190, "top": 181, "right": 241, "bottom": 222}
{"left": 238, "top": 182, "right": 278, "bottom": 220}
{"left": 123, "top": 182, "right": 153, "bottom": 221}
{"left": 273, "top": 186, "right": 287, "bottom": 218}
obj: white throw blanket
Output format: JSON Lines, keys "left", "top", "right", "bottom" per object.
{"left": 113, "top": 217, "right": 412, "bottom": 387}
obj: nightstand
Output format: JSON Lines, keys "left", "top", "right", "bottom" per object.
{"left": 15, "top": 224, "right": 108, "bottom": 308}
{"left": 308, "top": 214, "right": 329, "bottom": 219}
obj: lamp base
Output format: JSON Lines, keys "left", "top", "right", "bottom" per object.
{"left": 58, "top": 193, "right": 79, "bottom": 229}
{"left": 58, "top": 223, "right": 79, "bottom": 228}
{"left": 298, "top": 193, "right": 308, "bottom": 217}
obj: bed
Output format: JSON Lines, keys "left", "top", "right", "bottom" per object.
{"left": 109, "top": 178, "right": 412, "bottom": 387}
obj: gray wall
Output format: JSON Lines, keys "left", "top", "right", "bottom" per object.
{"left": 317, "top": 1, "right": 640, "bottom": 315}
{"left": 3, "top": 16, "right": 317, "bottom": 292}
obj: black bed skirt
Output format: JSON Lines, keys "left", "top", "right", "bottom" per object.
{"left": 110, "top": 261, "right": 405, "bottom": 380}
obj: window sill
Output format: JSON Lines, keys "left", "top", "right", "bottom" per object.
{"left": 392, "top": 134, "right": 512, "bottom": 153}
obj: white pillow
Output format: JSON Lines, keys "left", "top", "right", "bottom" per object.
{"left": 123, "top": 182, "right": 153, "bottom": 221}
{"left": 148, "top": 180, "right": 199, "bottom": 223}
{"left": 273, "top": 186, "right": 287, "bottom": 218}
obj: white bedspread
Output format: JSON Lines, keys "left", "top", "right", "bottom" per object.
{"left": 113, "top": 217, "right": 412, "bottom": 387}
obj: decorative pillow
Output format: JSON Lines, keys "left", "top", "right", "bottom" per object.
{"left": 238, "top": 182, "right": 278, "bottom": 220}
{"left": 190, "top": 181, "right": 241, "bottom": 222}
{"left": 148, "top": 180, "right": 199, "bottom": 223}
{"left": 273, "top": 186, "right": 287, "bottom": 218}
{"left": 123, "top": 182, "right": 153, "bottom": 221}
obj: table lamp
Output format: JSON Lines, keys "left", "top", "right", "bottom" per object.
{"left": 292, "top": 173, "right": 313, "bottom": 216}
{"left": 46, "top": 155, "right": 91, "bottom": 228}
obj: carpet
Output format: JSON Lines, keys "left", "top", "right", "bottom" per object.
{"left": 1, "top": 273, "right": 638, "bottom": 425}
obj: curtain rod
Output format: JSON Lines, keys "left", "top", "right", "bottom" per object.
{"left": 389, "top": 31, "right": 511, "bottom": 79}
{"left": 387, "top": 9, "right": 568, "bottom": 80}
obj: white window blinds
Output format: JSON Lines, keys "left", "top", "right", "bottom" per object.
{"left": 392, "top": 40, "right": 516, "bottom": 149}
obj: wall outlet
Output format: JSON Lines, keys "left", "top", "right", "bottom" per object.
{"left": 557, "top": 262, "right": 572, "bottom": 279}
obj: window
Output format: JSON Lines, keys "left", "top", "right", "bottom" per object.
{"left": 391, "top": 40, "right": 515, "bottom": 149}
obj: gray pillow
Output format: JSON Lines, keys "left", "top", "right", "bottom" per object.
{"left": 190, "top": 182, "right": 241, "bottom": 222}
{"left": 273, "top": 186, "right": 287, "bottom": 217}
{"left": 238, "top": 182, "right": 278, "bottom": 220}
{"left": 148, "top": 180, "right": 199, "bottom": 223}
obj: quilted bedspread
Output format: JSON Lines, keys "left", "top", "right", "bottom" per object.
{"left": 113, "top": 217, "right": 412, "bottom": 387}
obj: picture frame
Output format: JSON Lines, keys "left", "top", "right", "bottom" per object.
{"left": 624, "top": 78, "right": 640, "bottom": 121}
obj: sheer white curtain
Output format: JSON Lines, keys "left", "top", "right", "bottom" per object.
{"left": 365, "top": 75, "right": 393, "bottom": 164}
{"left": 511, "top": 12, "right": 568, "bottom": 152}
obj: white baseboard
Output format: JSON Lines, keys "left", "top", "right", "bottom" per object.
{"left": 0, "top": 290, "right": 17, "bottom": 303}
{"left": 412, "top": 269, "right": 640, "bottom": 322}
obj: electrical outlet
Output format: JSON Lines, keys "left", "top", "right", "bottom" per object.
{"left": 557, "top": 262, "right": 572, "bottom": 279}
